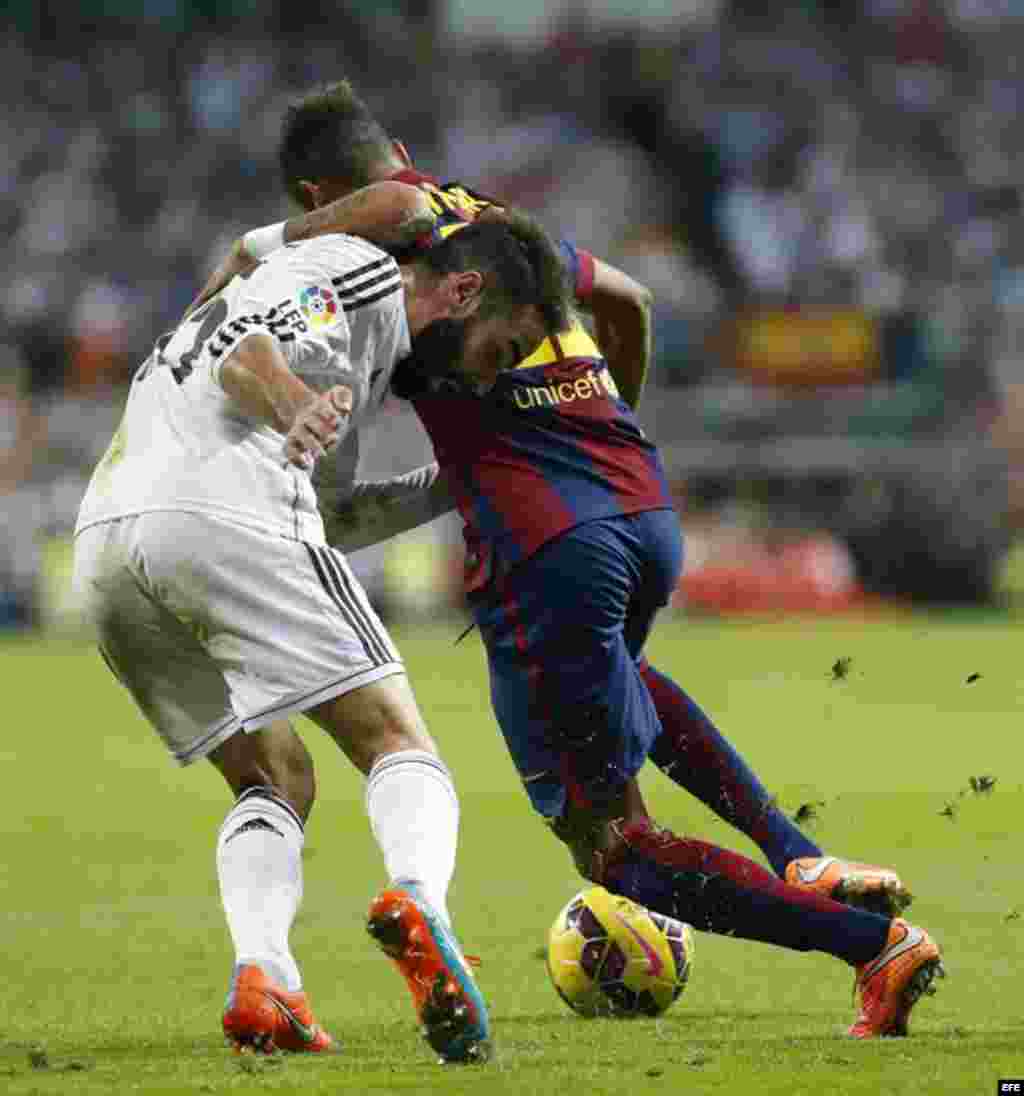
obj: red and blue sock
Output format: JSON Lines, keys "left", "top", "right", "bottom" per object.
{"left": 642, "top": 661, "right": 821, "bottom": 877}
{"left": 603, "top": 820, "right": 890, "bottom": 966}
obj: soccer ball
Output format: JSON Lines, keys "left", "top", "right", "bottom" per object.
{"left": 546, "top": 886, "right": 694, "bottom": 1017}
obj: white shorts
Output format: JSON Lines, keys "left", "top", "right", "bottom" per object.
{"left": 72, "top": 512, "right": 403, "bottom": 765}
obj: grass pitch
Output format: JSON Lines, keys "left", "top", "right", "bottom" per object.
{"left": 1, "top": 607, "right": 1022, "bottom": 1094}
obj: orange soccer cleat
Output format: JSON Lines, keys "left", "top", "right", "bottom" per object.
{"left": 849, "top": 918, "right": 944, "bottom": 1038}
{"left": 785, "top": 855, "right": 912, "bottom": 916}
{"left": 222, "top": 963, "right": 335, "bottom": 1054}
{"left": 367, "top": 885, "right": 491, "bottom": 1064}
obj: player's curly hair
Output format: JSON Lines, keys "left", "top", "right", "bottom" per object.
{"left": 279, "top": 79, "right": 394, "bottom": 205}
{"left": 418, "top": 218, "right": 573, "bottom": 336}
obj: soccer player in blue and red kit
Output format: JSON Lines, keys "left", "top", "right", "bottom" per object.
{"left": 197, "top": 80, "right": 945, "bottom": 1038}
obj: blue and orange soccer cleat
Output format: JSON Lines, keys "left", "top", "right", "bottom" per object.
{"left": 222, "top": 963, "right": 335, "bottom": 1054}
{"left": 785, "top": 855, "right": 912, "bottom": 917}
{"left": 367, "top": 885, "right": 491, "bottom": 1063}
{"left": 849, "top": 918, "right": 944, "bottom": 1038}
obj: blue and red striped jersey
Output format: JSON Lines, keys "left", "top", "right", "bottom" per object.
{"left": 412, "top": 327, "right": 673, "bottom": 591}
{"left": 389, "top": 168, "right": 673, "bottom": 590}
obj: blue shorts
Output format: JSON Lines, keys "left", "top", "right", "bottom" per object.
{"left": 472, "top": 509, "right": 683, "bottom": 818}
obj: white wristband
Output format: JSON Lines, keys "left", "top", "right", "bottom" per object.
{"left": 242, "top": 221, "right": 287, "bottom": 261}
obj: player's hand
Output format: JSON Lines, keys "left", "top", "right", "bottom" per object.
{"left": 183, "top": 239, "right": 259, "bottom": 320}
{"left": 284, "top": 385, "right": 353, "bottom": 470}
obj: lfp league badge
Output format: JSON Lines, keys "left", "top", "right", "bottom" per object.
{"left": 299, "top": 285, "right": 339, "bottom": 329}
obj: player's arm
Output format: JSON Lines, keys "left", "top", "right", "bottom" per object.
{"left": 217, "top": 333, "right": 352, "bottom": 467}
{"left": 573, "top": 249, "right": 653, "bottom": 412}
{"left": 282, "top": 181, "right": 435, "bottom": 249}
{"left": 187, "top": 182, "right": 434, "bottom": 317}
{"left": 322, "top": 462, "right": 455, "bottom": 554}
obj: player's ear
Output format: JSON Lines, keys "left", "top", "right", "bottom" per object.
{"left": 392, "top": 139, "right": 413, "bottom": 169}
{"left": 445, "top": 270, "right": 484, "bottom": 320}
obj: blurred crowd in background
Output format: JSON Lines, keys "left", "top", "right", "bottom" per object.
{"left": 3, "top": 0, "right": 1024, "bottom": 628}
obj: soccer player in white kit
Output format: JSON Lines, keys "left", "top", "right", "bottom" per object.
{"left": 72, "top": 218, "right": 561, "bottom": 1062}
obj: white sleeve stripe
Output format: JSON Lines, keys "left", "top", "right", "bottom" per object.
{"left": 342, "top": 280, "right": 403, "bottom": 313}
{"left": 335, "top": 268, "right": 400, "bottom": 299}
{"left": 331, "top": 256, "right": 397, "bottom": 290}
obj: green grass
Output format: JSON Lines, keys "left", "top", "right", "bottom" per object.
{"left": 2, "top": 610, "right": 1022, "bottom": 1094}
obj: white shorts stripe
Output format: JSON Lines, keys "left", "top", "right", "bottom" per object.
{"left": 327, "top": 547, "right": 396, "bottom": 663}
{"left": 304, "top": 544, "right": 381, "bottom": 664}
{"left": 308, "top": 544, "right": 391, "bottom": 665}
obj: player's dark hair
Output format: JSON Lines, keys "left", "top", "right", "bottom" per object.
{"left": 417, "top": 219, "right": 572, "bottom": 335}
{"left": 279, "top": 79, "right": 395, "bottom": 204}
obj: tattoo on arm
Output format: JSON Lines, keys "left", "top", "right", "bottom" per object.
{"left": 283, "top": 183, "right": 436, "bottom": 249}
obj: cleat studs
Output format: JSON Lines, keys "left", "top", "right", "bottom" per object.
{"left": 368, "top": 906, "right": 410, "bottom": 957}
{"left": 901, "top": 959, "right": 943, "bottom": 1012}
{"left": 468, "top": 1040, "right": 492, "bottom": 1064}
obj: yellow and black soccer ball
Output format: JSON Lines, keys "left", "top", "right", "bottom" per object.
{"left": 546, "top": 886, "right": 695, "bottom": 1018}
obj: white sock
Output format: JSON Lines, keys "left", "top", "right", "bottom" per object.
{"left": 366, "top": 750, "right": 459, "bottom": 925}
{"left": 216, "top": 787, "right": 304, "bottom": 991}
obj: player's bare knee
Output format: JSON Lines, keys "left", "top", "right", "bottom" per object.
{"left": 546, "top": 809, "right": 612, "bottom": 883}
{"left": 283, "top": 738, "right": 316, "bottom": 818}
{"left": 548, "top": 785, "right": 649, "bottom": 884}
{"left": 267, "top": 738, "right": 315, "bottom": 822}
{"left": 209, "top": 722, "right": 316, "bottom": 822}
{"left": 309, "top": 673, "right": 438, "bottom": 774}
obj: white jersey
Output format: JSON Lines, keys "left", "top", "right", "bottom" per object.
{"left": 76, "top": 235, "right": 409, "bottom": 543}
